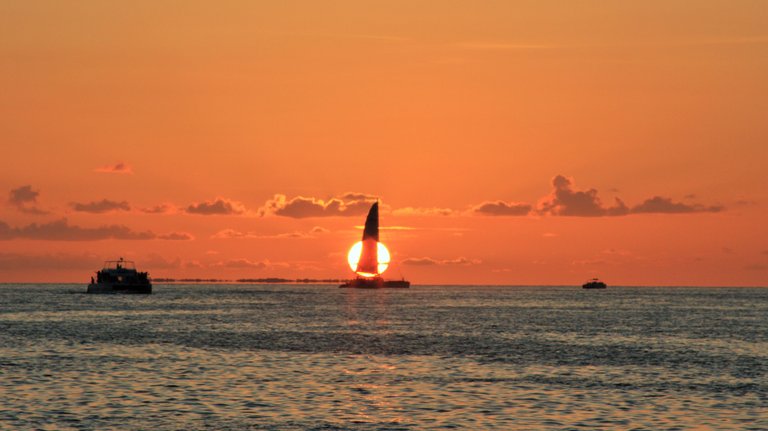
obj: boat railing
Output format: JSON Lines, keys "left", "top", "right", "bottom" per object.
{"left": 102, "top": 260, "right": 136, "bottom": 270}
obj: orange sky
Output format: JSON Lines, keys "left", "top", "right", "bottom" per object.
{"left": 1, "top": 1, "right": 767, "bottom": 285}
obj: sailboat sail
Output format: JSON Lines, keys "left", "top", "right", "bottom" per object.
{"left": 356, "top": 202, "right": 379, "bottom": 276}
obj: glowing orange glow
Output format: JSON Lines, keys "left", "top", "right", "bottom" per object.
{"left": 0, "top": 3, "right": 766, "bottom": 286}
{"left": 347, "top": 242, "right": 390, "bottom": 277}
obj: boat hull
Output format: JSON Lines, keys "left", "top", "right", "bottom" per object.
{"left": 87, "top": 282, "right": 152, "bottom": 294}
{"left": 582, "top": 282, "right": 607, "bottom": 289}
{"left": 339, "top": 277, "right": 410, "bottom": 289}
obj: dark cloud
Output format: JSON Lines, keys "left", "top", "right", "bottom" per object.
{"left": 538, "top": 175, "right": 628, "bottom": 217}
{"left": 157, "top": 232, "right": 194, "bottom": 240}
{"left": 71, "top": 199, "right": 131, "bottom": 213}
{"left": 95, "top": 162, "right": 133, "bottom": 174}
{"left": 339, "top": 192, "right": 378, "bottom": 200}
{"left": 536, "top": 175, "right": 722, "bottom": 217}
{"left": 8, "top": 185, "right": 48, "bottom": 214}
{"left": 9, "top": 185, "right": 38, "bottom": 205}
{"left": 401, "top": 257, "right": 481, "bottom": 266}
{"left": 259, "top": 194, "right": 374, "bottom": 218}
{"left": 0, "top": 219, "right": 190, "bottom": 241}
{"left": 630, "top": 196, "right": 723, "bottom": 214}
{"left": 186, "top": 198, "right": 245, "bottom": 215}
{"left": 473, "top": 201, "right": 532, "bottom": 216}
{"left": 0, "top": 219, "right": 154, "bottom": 241}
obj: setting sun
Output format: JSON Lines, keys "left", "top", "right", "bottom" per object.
{"left": 347, "top": 242, "right": 390, "bottom": 277}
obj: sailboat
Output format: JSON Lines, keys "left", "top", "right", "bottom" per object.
{"left": 339, "top": 201, "right": 410, "bottom": 288}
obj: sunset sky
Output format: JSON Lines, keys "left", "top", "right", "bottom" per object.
{"left": 1, "top": 1, "right": 766, "bottom": 285}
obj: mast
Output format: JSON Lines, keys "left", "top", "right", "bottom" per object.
{"left": 355, "top": 201, "right": 379, "bottom": 276}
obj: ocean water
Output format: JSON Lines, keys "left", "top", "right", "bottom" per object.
{"left": 0, "top": 284, "right": 765, "bottom": 431}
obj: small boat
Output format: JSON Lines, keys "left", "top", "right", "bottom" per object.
{"left": 340, "top": 201, "right": 410, "bottom": 289}
{"left": 582, "top": 278, "right": 607, "bottom": 289}
{"left": 87, "top": 258, "right": 152, "bottom": 294}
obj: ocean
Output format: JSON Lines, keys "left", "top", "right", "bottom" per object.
{"left": 0, "top": 284, "right": 765, "bottom": 430}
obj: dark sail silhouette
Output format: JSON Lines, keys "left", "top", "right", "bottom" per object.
{"left": 340, "top": 201, "right": 410, "bottom": 288}
{"left": 355, "top": 202, "right": 379, "bottom": 276}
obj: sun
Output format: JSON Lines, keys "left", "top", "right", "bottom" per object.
{"left": 347, "top": 241, "right": 391, "bottom": 277}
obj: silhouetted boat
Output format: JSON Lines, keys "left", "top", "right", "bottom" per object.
{"left": 340, "top": 202, "right": 410, "bottom": 289}
{"left": 339, "top": 277, "right": 411, "bottom": 289}
{"left": 87, "top": 258, "right": 152, "bottom": 294}
{"left": 582, "top": 278, "right": 607, "bottom": 289}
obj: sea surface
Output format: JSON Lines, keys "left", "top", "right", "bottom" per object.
{"left": 0, "top": 284, "right": 765, "bottom": 430}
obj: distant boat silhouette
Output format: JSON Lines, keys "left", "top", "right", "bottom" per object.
{"left": 340, "top": 202, "right": 410, "bottom": 288}
{"left": 582, "top": 278, "right": 607, "bottom": 289}
{"left": 87, "top": 257, "right": 152, "bottom": 294}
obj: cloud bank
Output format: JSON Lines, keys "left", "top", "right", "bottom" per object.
{"left": 401, "top": 257, "right": 482, "bottom": 266}
{"left": 0, "top": 219, "right": 192, "bottom": 241}
{"left": 186, "top": 198, "right": 246, "bottom": 215}
{"left": 472, "top": 175, "right": 724, "bottom": 217}
{"left": 537, "top": 175, "right": 629, "bottom": 217}
{"left": 259, "top": 193, "right": 375, "bottom": 218}
{"left": 71, "top": 199, "right": 131, "bottom": 213}
{"left": 472, "top": 201, "right": 533, "bottom": 216}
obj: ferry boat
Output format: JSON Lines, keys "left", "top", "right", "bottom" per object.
{"left": 582, "top": 278, "right": 607, "bottom": 289}
{"left": 87, "top": 258, "right": 152, "bottom": 294}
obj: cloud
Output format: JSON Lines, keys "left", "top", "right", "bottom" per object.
{"left": 0, "top": 252, "right": 101, "bottom": 270}
{"left": 140, "top": 203, "right": 177, "bottom": 214}
{"left": 469, "top": 175, "right": 725, "bottom": 218}
{"left": 95, "top": 162, "right": 133, "bottom": 174}
{"left": 0, "top": 218, "right": 154, "bottom": 241}
{"left": 71, "top": 199, "right": 131, "bottom": 213}
{"left": 186, "top": 198, "right": 246, "bottom": 215}
{"left": 212, "top": 226, "right": 327, "bottom": 239}
{"left": 141, "top": 253, "right": 183, "bottom": 269}
{"left": 339, "top": 192, "right": 378, "bottom": 200}
{"left": 157, "top": 232, "right": 194, "bottom": 241}
{"left": 259, "top": 193, "right": 375, "bottom": 218}
{"left": 0, "top": 219, "right": 192, "bottom": 241}
{"left": 535, "top": 175, "right": 725, "bottom": 217}
{"left": 401, "top": 257, "right": 482, "bottom": 266}
{"left": 473, "top": 201, "right": 532, "bottom": 216}
{"left": 8, "top": 185, "right": 48, "bottom": 214}
{"left": 9, "top": 185, "right": 38, "bottom": 205}
{"left": 392, "top": 207, "right": 456, "bottom": 216}
{"left": 538, "top": 175, "right": 628, "bottom": 217}
{"left": 212, "top": 258, "right": 289, "bottom": 269}
{"left": 630, "top": 196, "right": 723, "bottom": 214}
